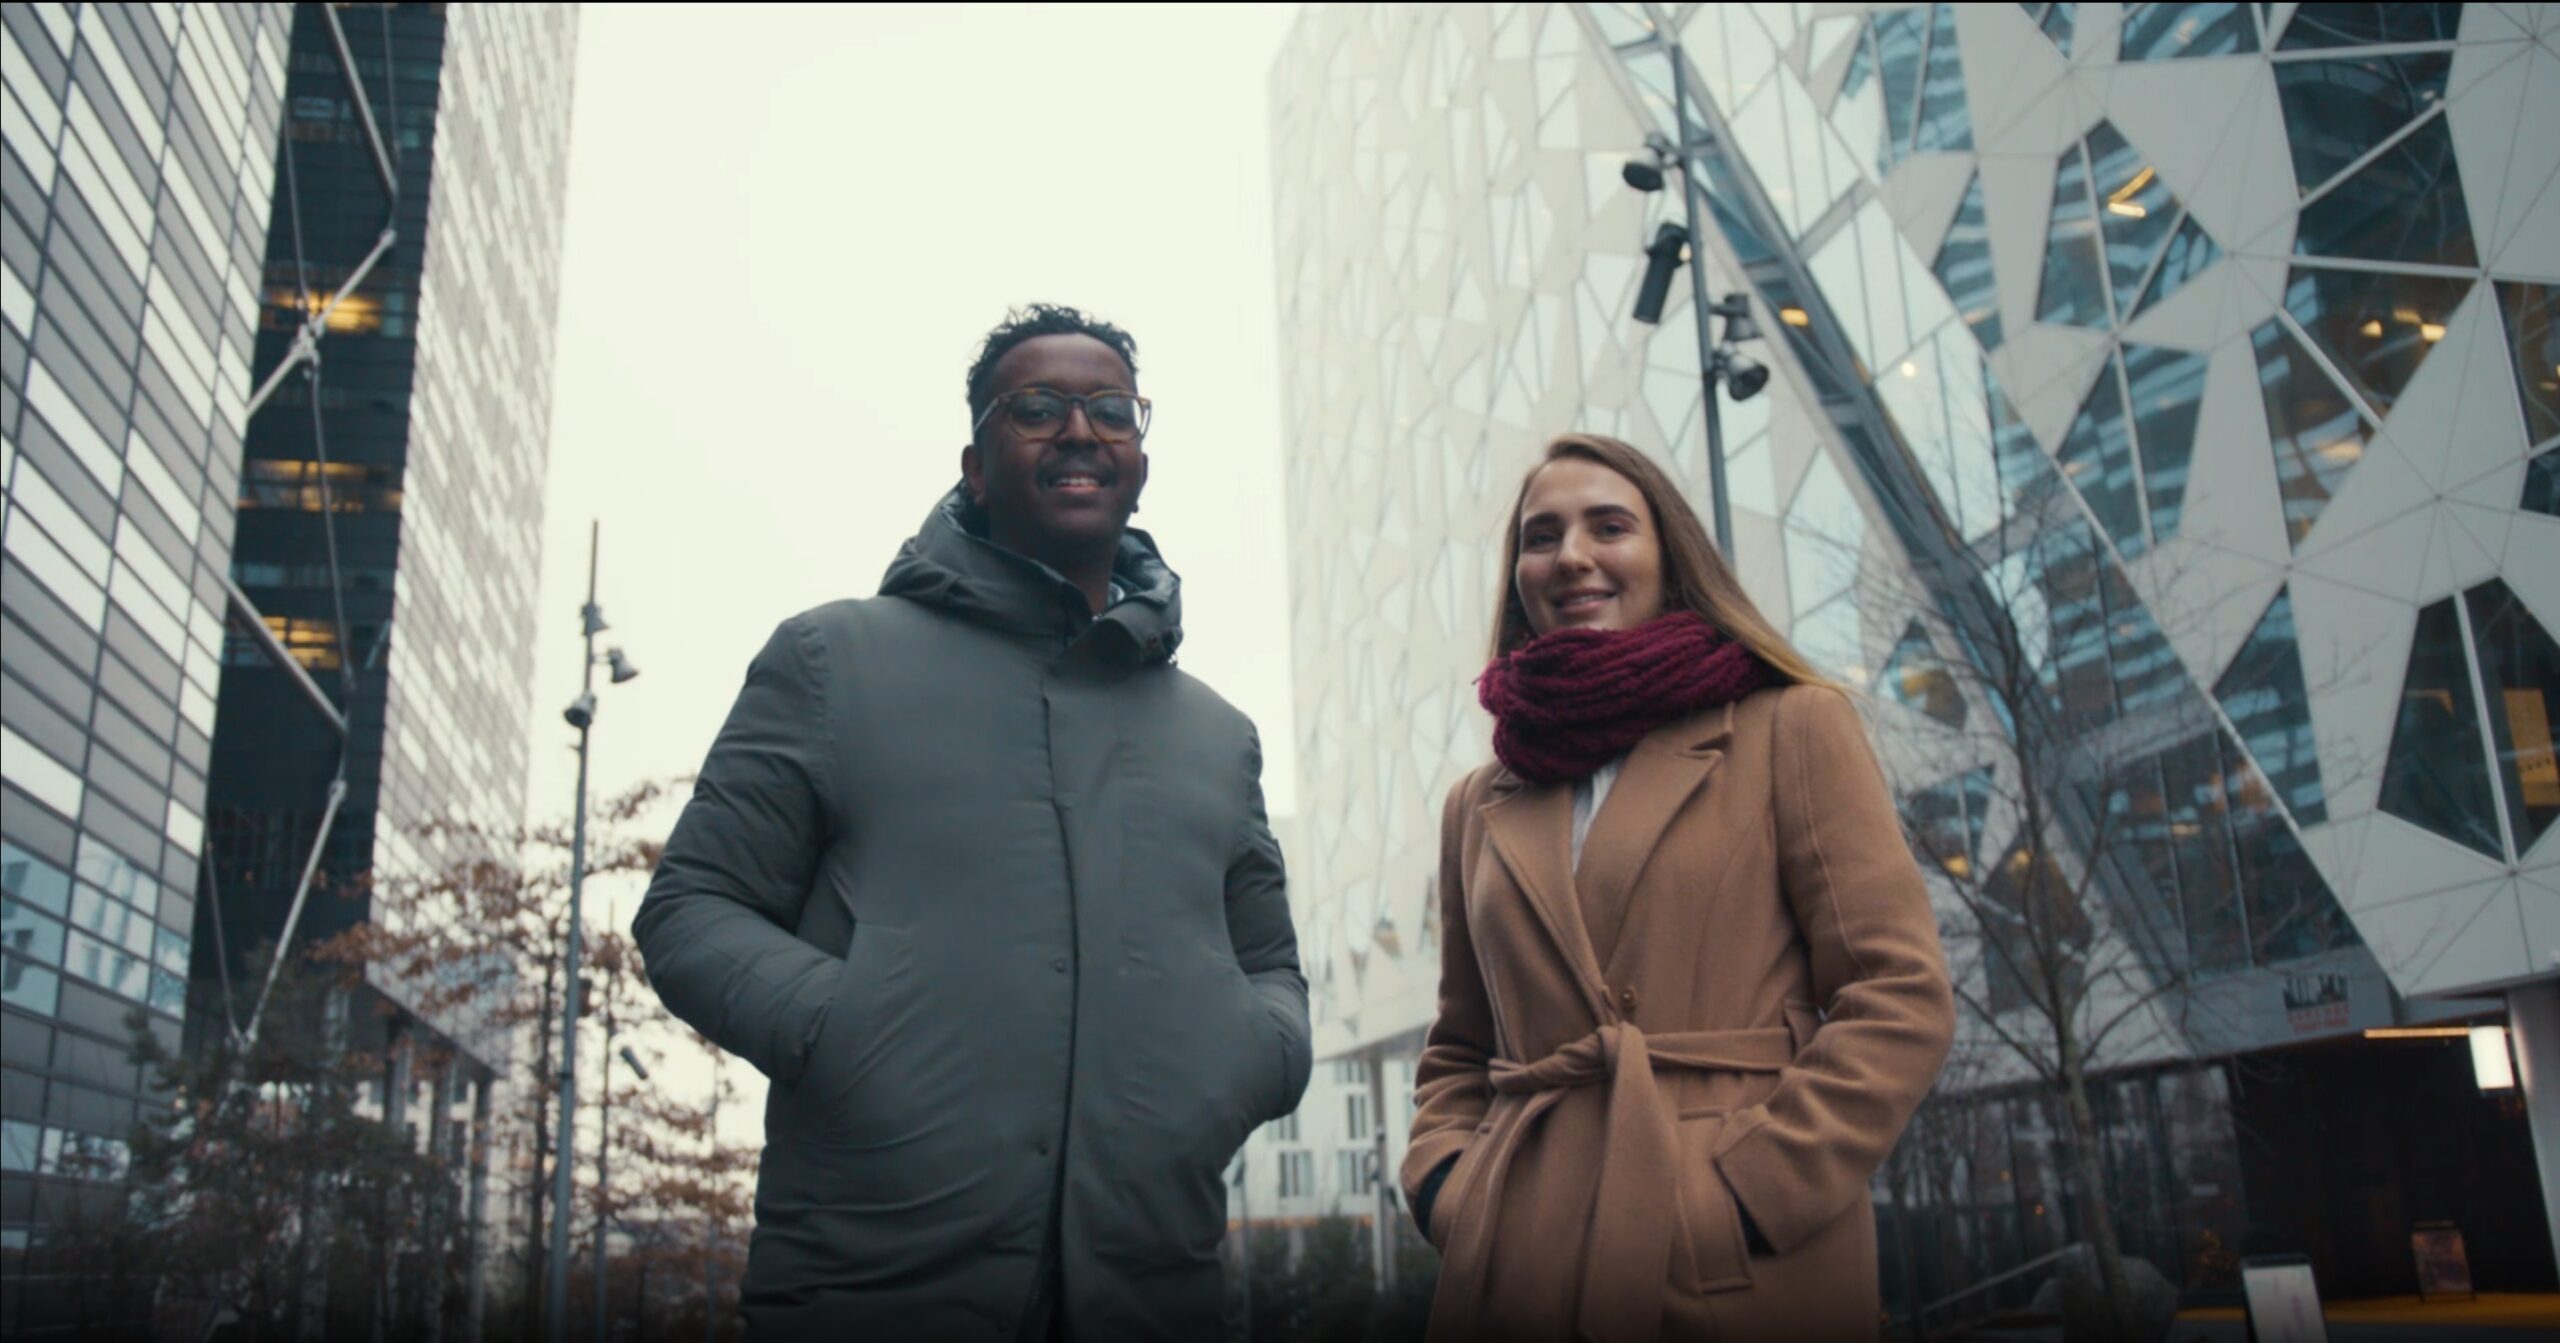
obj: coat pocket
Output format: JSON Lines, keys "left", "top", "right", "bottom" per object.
{"left": 1426, "top": 1123, "right": 1498, "bottom": 1251}
{"left": 793, "top": 923, "right": 913, "bottom": 1141}
{"left": 1673, "top": 1112, "right": 1756, "bottom": 1294}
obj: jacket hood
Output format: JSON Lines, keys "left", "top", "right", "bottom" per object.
{"left": 878, "top": 483, "right": 1183, "bottom": 665}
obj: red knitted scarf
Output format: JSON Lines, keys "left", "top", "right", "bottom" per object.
{"left": 1477, "top": 612, "right": 1772, "bottom": 784}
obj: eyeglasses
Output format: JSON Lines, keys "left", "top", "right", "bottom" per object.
{"left": 973, "top": 387, "right": 1152, "bottom": 444}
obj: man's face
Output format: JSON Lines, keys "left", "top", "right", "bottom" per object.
{"left": 963, "top": 334, "right": 1148, "bottom": 566}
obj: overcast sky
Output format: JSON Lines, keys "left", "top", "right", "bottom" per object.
{"left": 522, "top": 4, "right": 1307, "bottom": 1120}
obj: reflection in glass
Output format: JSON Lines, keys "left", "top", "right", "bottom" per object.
{"left": 1935, "top": 173, "right": 2004, "bottom": 352}
{"left": 2136, "top": 213, "right": 2222, "bottom": 317}
{"left": 2058, "top": 355, "right": 2144, "bottom": 557}
{"left": 2293, "top": 113, "right": 2474, "bottom": 265}
{"left": 2018, "top": 2, "right": 2078, "bottom": 56}
{"left": 2379, "top": 597, "right": 2504, "bottom": 857}
{"left": 2215, "top": 588, "right": 2328, "bottom": 826}
{"left": 2464, "top": 579, "right": 2559, "bottom": 854}
{"left": 1793, "top": 593, "right": 1868, "bottom": 683}
{"left": 2086, "top": 123, "right": 2181, "bottom": 318}
{"left": 1988, "top": 362, "right": 2055, "bottom": 530}
{"left": 2495, "top": 282, "right": 2559, "bottom": 445}
{"left": 2160, "top": 734, "right": 2249, "bottom": 974}
{"left": 2253, "top": 318, "right": 2368, "bottom": 547}
{"left": 2526, "top": 449, "right": 2560, "bottom": 518}
{"left": 2283, "top": 266, "right": 2471, "bottom": 418}
{"left": 1905, "top": 767, "right": 1993, "bottom": 878}
{"left": 2225, "top": 736, "right": 2360, "bottom": 964}
{"left": 1880, "top": 620, "right": 1968, "bottom": 727}
{"left": 1785, "top": 451, "right": 1869, "bottom": 618}
{"left": 2123, "top": 344, "right": 2207, "bottom": 542}
{"left": 2101, "top": 757, "right": 2187, "bottom": 959}
{"left": 1882, "top": 322, "right": 2005, "bottom": 539}
{"left": 2275, "top": 54, "right": 2451, "bottom": 197}
{"left": 2105, "top": 563, "right": 2182, "bottom": 717}
{"left": 2037, "top": 144, "right": 2111, "bottom": 327}
{"left": 2120, "top": 2, "right": 2259, "bottom": 59}
{"left": 1983, "top": 841, "right": 2090, "bottom": 1016}
{"left": 2278, "top": 2, "right": 2463, "bottom": 48}
{"left": 1873, "top": 9, "right": 1928, "bottom": 174}
{"left": 1913, "top": 5, "right": 1973, "bottom": 154}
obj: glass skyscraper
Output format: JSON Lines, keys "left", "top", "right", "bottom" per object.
{"left": 1, "top": 2, "right": 574, "bottom": 1330}
{"left": 1, "top": 2, "right": 294, "bottom": 1310}
{"left": 1272, "top": 0, "right": 2557, "bottom": 1302}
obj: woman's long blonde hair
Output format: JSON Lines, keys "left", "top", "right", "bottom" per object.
{"left": 1489, "top": 433, "right": 1836, "bottom": 690}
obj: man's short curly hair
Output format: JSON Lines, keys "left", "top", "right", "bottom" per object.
{"left": 965, "top": 303, "right": 1140, "bottom": 422}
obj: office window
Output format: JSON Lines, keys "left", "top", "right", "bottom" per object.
{"left": 1346, "top": 1093, "right": 1370, "bottom": 1142}
{"left": 1279, "top": 1151, "right": 1314, "bottom": 1199}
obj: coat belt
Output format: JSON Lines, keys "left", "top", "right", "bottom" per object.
{"left": 1434, "top": 1022, "right": 1794, "bottom": 1343}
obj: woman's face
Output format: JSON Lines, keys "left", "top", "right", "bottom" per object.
{"left": 1514, "top": 457, "right": 1667, "bottom": 637}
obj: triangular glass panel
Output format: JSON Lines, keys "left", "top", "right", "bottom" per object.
{"left": 2224, "top": 733, "right": 2361, "bottom": 965}
{"left": 1902, "top": 766, "right": 1992, "bottom": 879}
{"left": 2017, "top": 2, "right": 2078, "bottom": 56}
{"left": 1913, "top": 4, "right": 1973, "bottom": 154}
{"left": 1878, "top": 620, "right": 1968, "bottom": 727}
{"left": 2494, "top": 282, "right": 2559, "bottom": 446}
{"left": 2086, "top": 122, "right": 2183, "bottom": 318}
{"left": 2214, "top": 587, "right": 2329, "bottom": 826}
{"left": 2379, "top": 596, "right": 2505, "bottom": 858}
{"left": 2056, "top": 353, "right": 2145, "bottom": 557}
{"left": 2123, "top": 344, "right": 2207, "bottom": 542}
{"left": 2120, "top": 2, "right": 2259, "bottom": 59}
{"left": 2527, "top": 449, "right": 2560, "bottom": 517}
{"left": 1933, "top": 172, "right": 2004, "bottom": 352}
{"left": 2293, "top": 112, "right": 2475, "bottom": 266}
{"left": 2252, "top": 318, "right": 2369, "bottom": 548}
{"left": 1871, "top": 6, "right": 1928, "bottom": 175}
{"left": 2463, "top": 578, "right": 2560, "bottom": 854}
{"left": 2274, "top": 53, "right": 2452, "bottom": 199}
{"left": 2134, "top": 212, "right": 2222, "bottom": 317}
{"left": 2036, "top": 144, "right": 2111, "bottom": 327}
{"left": 2279, "top": 3, "right": 2463, "bottom": 48}
{"left": 2282, "top": 266, "right": 2473, "bottom": 419}
{"left": 2102, "top": 559, "right": 2182, "bottom": 716}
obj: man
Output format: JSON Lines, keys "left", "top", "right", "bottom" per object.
{"left": 633, "top": 305, "right": 1311, "bottom": 1341}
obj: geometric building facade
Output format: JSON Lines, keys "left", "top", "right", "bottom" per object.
{"left": 1, "top": 3, "right": 296, "bottom": 1314}
{"left": 1272, "top": 0, "right": 2556, "bottom": 1301}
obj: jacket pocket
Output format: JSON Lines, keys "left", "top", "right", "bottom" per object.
{"left": 1426, "top": 1121, "right": 1498, "bottom": 1250}
{"left": 1674, "top": 1112, "right": 1755, "bottom": 1294}
{"left": 793, "top": 923, "right": 912, "bottom": 1141}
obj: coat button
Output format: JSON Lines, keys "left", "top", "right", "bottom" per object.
{"left": 1052, "top": 957, "right": 1069, "bottom": 974}
{"left": 1037, "top": 1139, "right": 1053, "bottom": 1156}
{"left": 1056, "top": 792, "right": 1079, "bottom": 810}
{"left": 1617, "top": 985, "right": 1639, "bottom": 1013}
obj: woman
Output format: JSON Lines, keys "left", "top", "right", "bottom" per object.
{"left": 1404, "top": 435, "right": 1954, "bottom": 1343}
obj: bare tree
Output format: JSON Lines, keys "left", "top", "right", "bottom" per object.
{"left": 1808, "top": 454, "right": 2369, "bottom": 1342}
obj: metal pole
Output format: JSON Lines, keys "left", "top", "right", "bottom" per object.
{"left": 549, "top": 523, "right": 600, "bottom": 1343}
{"left": 705, "top": 1056, "right": 720, "bottom": 1343}
{"left": 595, "top": 961, "right": 618, "bottom": 1343}
{"left": 1369, "top": 1047, "right": 1393, "bottom": 1294}
{"left": 1668, "top": 36, "right": 1735, "bottom": 560}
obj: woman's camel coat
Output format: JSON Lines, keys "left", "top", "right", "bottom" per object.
{"left": 1404, "top": 684, "right": 1955, "bottom": 1343}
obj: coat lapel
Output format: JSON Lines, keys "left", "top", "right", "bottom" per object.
{"left": 1479, "top": 772, "right": 1611, "bottom": 1023}
{"left": 1580, "top": 704, "right": 1735, "bottom": 980}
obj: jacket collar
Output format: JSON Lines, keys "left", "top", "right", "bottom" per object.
{"left": 877, "top": 483, "right": 1183, "bottom": 666}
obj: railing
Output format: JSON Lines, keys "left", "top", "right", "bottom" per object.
{"left": 1888, "top": 1243, "right": 2083, "bottom": 1340}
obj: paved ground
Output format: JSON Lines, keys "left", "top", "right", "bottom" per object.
{"left": 1951, "top": 1292, "right": 2560, "bottom": 1342}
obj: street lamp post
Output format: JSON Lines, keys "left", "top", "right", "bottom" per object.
{"left": 1622, "top": 37, "right": 1768, "bottom": 568}
{"left": 549, "top": 521, "right": 639, "bottom": 1343}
